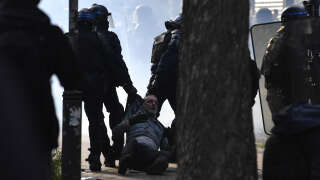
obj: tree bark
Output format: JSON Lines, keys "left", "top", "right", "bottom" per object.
{"left": 177, "top": 1, "right": 257, "bottom": 180}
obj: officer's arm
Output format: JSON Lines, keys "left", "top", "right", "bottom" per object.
{"left": 109, "top": 32, "right": 136, "bottom": 93}
{"left": 148, "top": 37, "right": 179, "bottom": 96}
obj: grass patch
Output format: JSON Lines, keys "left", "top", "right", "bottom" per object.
{"left": 256, "top": 143, "right": 265, "bottom": 149}
{"left": 52, "top": 150, "right": 62, "bottom": 180}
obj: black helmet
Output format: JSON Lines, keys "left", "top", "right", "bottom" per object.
{"left": 303, "top": 0, "right": 320, "bottom": 17}
{"left": 90, "top": 4, "right": 111, "bottom": 24}
{"left": 165, "top": 15, "right": 182, "bottom": 30}
{"left": 77, "top": 8, "right": 96, "bottom": 30}
{"left": 281, "top": 6, "right": 307, "bottom": 22}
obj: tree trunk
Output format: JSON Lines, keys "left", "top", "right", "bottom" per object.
{"left": 177, "top": 1, "right": 257, "bottom": 180}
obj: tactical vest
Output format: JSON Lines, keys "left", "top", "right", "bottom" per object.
{"left": 151, "top": 31, "right": 172, "bottom": 64}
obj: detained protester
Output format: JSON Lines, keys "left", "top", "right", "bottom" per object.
{"left": 261, "top": 5, "right": 320, "bottom": 180}
{"left": 0, "top": 0, "right": 80, "bottom": 179}
{"left": 113, "top": 95, "right": 172, "bottom": 175}
{"left": 89, "top": 4, "right": 138, "bottom": 167}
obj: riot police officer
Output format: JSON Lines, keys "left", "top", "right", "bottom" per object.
{"left": 68, "top": 8, "right": 113, "bottom": 172}
{"left": 89, "top": 4, "right": 137, "bottom": 167}
{"left": 147, "top": 15, "right": 182, "bottom": 115}
{"left": 146, "top": 15, "right": 182, "bottom": 163}
{"left": 261, "top": 5, "right": 320, "bottom": 180}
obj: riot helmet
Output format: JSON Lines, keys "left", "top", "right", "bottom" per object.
{"left": 77, "top": 8, "right": 96, "bottom": 31}
{"left": 256, "top": 8, "right": 275, "bottom": 24}
{"left": 90, "top": 4, "right": 114, "bottom": 28}
{"left": 281, "top": 6, "right": 307, "bottom": 22}
{"left": 165, "top": 15, "right": 182, "bottom": 30}
{"left": 303, "top": 0, "right": 320, "bottom": 17}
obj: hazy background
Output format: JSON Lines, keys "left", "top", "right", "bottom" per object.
{"left": 39, "top": 0, "right": 270, "bottom": 141}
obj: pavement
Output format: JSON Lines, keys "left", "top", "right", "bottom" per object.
{"left": 74, "top": 137, "right": 264, "bottom": 180}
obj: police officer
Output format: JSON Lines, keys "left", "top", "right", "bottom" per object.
{"left": 0, "top": 0, "right": 81, "bottom": 179}
{"left": 147, "top": 15, "right": 182, "bottom": 115}
{"left": 261, "top": 5, "right": 320, "bottom": 180}
{"left": 146, "top": 15, "right": 182, "bottom": 163}
{"left": 90, "top": 4, "right": 137, "bottom": 167}
{"left": 68, "top": 8, "right": 113, "bottom": 171}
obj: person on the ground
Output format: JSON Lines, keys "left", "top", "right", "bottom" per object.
{"left": 113, "top": 95, "right": 172, "bottom": 175}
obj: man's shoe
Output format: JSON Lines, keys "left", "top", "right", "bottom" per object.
{"left": 146, "top": 155, "right": 168, "bottom": 175}
{"left": 118, "top": 154, "right": 131, "bottom": 175}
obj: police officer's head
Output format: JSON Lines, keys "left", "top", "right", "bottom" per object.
{"left": 281, "top": 6, "right": 307, "bottom": 23}
{"left": 256, "top": 8, "right": 274, "bottom": 24}
{"left": 77, "top": 8, "right": 96, "bottom": 31}
{"left": 134, "top": 5, "right": 154, "bottom": 25}
{"left": 90, "top": 4, "right": 111, "bottom": 28}
{"left": 165, "top": 15, "right": 182, "bottom": 31}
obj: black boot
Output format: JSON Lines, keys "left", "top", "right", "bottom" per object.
{"left": 102, "top": 143, "right": 116, "bottom": 168}
{"left": 118, "top": 153, "right": 131, "bottom": 175}
{"left": 85, "top": 148, "right": 102, "bottom": 172}
{"left": 146, "top": 155, "right": 168, "bottom": 175}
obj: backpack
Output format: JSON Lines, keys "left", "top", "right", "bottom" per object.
{"left": 151, "top": 31, "right": 172, "bottom": 64}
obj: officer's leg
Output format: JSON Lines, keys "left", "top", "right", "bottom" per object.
{"left": 263, "top": 134, "right": 307, "bottom": 180}
{"left": 155, "top": 92, "right": 167, "bottom": 117}
{"left": 167, "top": 81, "right": 177, "bottom": 114}
{"left": 103, "top": 87, "right": 124, "bottom": 162}
{"left": 84, "top": 94, "right": 110, "bottom": 171}
{"left": 300, "top": 126, "right": 320, "bottom": 180}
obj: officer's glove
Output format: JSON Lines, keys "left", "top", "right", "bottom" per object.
{"left": 112, "top": 122, "right": 128, "bottom": 140}
{"left": 123, "top": 84, "right": 138, "bottom": 104}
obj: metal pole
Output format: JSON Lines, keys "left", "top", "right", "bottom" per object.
{"left": 62, "top": 91, "right": 82, "bottom": 180}
{"left": 62, "top": 1, "right": 80, "bottom": 180}
{"left": 69, "top": 0, "right": 78, "bottom": 34}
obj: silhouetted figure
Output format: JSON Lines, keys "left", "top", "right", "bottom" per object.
{"left": 0, "top": 0, "right": 80, "bottom": 179}
{"left": 68, "top": 8, "right": 113, "bottom": 172}
{"left": 256, "top": 8, "right": 277, "bottom": 24}
{"left": 90, "top": 4, "right": 137, "bottom": 167}
{"left": 127, "top": 5, "right": 159, "bottom": 62}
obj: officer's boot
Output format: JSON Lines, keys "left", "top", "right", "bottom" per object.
{"left": 102, "top": 143, "right": 116, "bottom": 168}
{"left": 85, "top": 148, "right": 102, "bottom": 172}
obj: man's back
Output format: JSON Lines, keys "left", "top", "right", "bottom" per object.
{"left": 0, "top": 6, "right": 80, "bottom": 180}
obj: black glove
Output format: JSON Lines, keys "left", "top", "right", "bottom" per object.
{"left": 112, "top": 122, "right": 127, "bottom": 140}
{"left": 123, "top": 84, "right": 138, "bottom": 104}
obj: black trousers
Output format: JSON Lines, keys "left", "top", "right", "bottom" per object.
{"left": 122, "top": 139, "right": 168, "bottom": 173}
{"left": 263, "top": 127, "right": 320, "bottom": 180}
{"left": 84, "top": 85, "right": 124, "bottom": 160}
